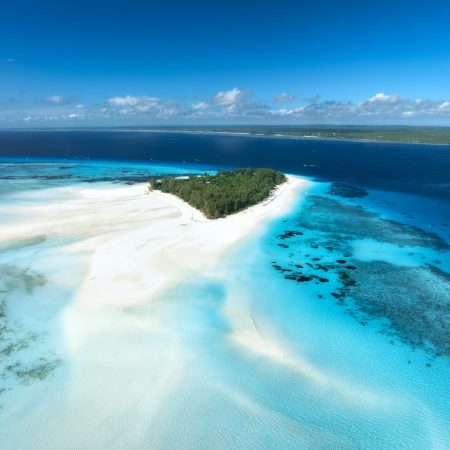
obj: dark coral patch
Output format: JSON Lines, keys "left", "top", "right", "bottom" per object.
{"left": 328, "top": 182, "right": 368, "bottom": 198}
{"left": 277, "top": 230, "right": 303, "bottom": 240}
{"left": 285, "top": 273, "right": 313, "bottom": 283}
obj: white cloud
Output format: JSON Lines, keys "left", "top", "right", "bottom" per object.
{"left": 273, "top": 92, "right": 296, "bottom": 103}
{"left": 5, "top": 90, "right": 450, "bottom": 124}
{"left": 192, "top": 102, "right": 210, "bottom": 110}
{"left": 214, "top": 88, "right": 244, "bottom": 106}
{"left": 270, "top": 93, "right": 450, "bottom": 121}
{"left": 107, "top": 95, "right": 160, "bottom": 106}
{"left": 207, "top": 88, "right": 269, "bottom": 117}
{"left": 108, "top": 95, "right": 139, "bottom": 106}
{"left": 367, "top": 92, "right": 400, "bottom": 104}
{"left": 44, "top": 95, "right": 73, "bottom": 105}
{"left": 105, "top": 95, "right": 179, "bottom": 119}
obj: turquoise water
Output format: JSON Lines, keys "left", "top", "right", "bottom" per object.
{"left": 0, "top": 160, "right": 449, "bottom": 449}
{"left": 153, "top": 183, "right": 450, "bottom": 448}
{"left": 0, "top": 157, "right": 216, "bottom": 196}
{"left": 213, "top": 187, "right": 450, "bottom": 448}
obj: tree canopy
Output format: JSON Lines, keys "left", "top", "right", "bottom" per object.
{"left": 149, "top": 168, "right": 287, "bottom": 219}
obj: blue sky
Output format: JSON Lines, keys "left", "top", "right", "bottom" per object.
{"left": 1, "top": 0, "right": 450, "bottom": 126}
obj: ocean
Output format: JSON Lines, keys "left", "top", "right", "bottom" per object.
{"left": 0, "top": 130, "right": 449, "bottom": 449}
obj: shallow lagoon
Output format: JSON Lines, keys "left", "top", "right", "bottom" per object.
{"left": 0, "top": 157, "right": 449, "bottom": 449}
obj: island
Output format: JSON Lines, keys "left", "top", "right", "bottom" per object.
{"left": 94, "top": 125, "right": 450, "bottom": 145}
{"left": 149, "top": 168, "right": 287, "bottom": 218}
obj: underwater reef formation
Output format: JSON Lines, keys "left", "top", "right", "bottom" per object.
{"left": 271, "top": 194, "right": 450, "bottom": 358}
{"left": 0, "top": 266, "right": 61, "bottom": 400}
{"left": 328, "top": 182, "right": 368, "bottom": 198}
{"left": 344, "top": 261, "right": 450, "bottom": 357}
{"left": 298, "top": 196, "right": 449, "bottom": 250}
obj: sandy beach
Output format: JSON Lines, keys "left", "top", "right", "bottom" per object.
{"left": 2, "top": 161, "right": 450, "bottom": 450}
{"left": 1, "top": 174, "right": 305, "bottom": 312}
{"left": 0, "top": 174, "right": 310, "bottom": 449}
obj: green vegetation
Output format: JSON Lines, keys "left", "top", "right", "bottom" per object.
{"left": 123, "top": 125, "right": 450, "bottom": 145}
{"left": 57, "top": 125, "right": 450, "bottom": 144}
{"left": 149, "top": 168, "right": 287, "bottom": 219}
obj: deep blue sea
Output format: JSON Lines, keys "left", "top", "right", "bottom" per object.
{"left": 0, "top": 130, "right": 449, "bottom": 449}
{"left": 1, "top": 129, "right": 450, "bottom": 199}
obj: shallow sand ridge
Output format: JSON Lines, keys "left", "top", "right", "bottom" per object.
{"left": 0, "top": 174, "right": 311, "bottom": 449}
{"left": 70, "top": 175, "right": 305, "bottom": 310}
{"left": 0, "top": 175, "right": 304, "bottom": 309}
{"left": 1, "top": 166, "right": 450, "bottom": 449}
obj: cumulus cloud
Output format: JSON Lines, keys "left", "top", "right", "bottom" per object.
{"left": 271, "top": 93, "right": 450, "bottom": 121}
{"left": 439, "top": 101, "right": 450, "bottom": 111}
{"left": 273, "top": 92, "right": 296, "bottom": 103}
{"left": 103, "top": 89, "right": 268, "bottom": 121}
{"left": 44, "top": 95, "right": 73, "bottom": 105}
{"left": 208, "top": 88, "right": 269, "bottom": 116}
{"left": 191, "top": 101, "right": 210, "bottom": 110}
{"left": 106, "top": 95, "right": 178, "bottom": 118}
{"left": 367, "top": 92, "right": 401, "bottom": 103}
{"left": 107, "top": 95, "right": 161, "bottom": 107}
{"left": 4, "top": 89, "right": 450, "bottom": 125}
{"left": 213, "top": 87, "right": 244, "bottom": 106}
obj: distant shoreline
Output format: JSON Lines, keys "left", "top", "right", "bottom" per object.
{"left": 119, "top": 128, "right": 450, "bottom": 147}
{"left": 1, "top": 127, "right": 450, "bottom": 146}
